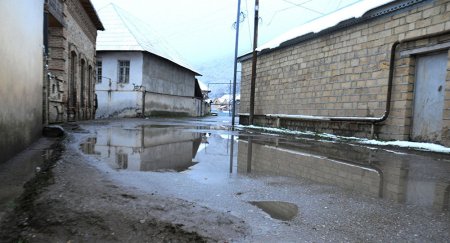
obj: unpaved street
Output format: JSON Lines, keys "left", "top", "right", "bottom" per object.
{"left": 1, "top": 116, "right": 450, "bottom": 242}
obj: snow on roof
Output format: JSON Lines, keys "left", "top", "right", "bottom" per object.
{"left": 257, "top": 0, "right": 395, "bottom": 51}
{"left": 218, "top": 94, "right": 240, "bottom": 101}
{"left": 197, "top": 80, "right": 209, "bottom": 91}
{"left": 96, "top": 3, "right": 200, "bottom": 75}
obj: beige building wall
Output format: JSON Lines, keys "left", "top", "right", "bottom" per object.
{"left": 0, "top": 0, "right": 44, "bottom": 163}
{"left": 240, "top": 0, "right": 450, "bottom": 144}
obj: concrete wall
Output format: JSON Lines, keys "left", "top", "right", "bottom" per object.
{"left": 96, "top": 90, "right": 143, "bottom": 118}
{"left": 96, "top": 51, "right": 205, "bottom": 117}
{"left": 144, "top": 92, "right": 205, "bottom": 117}
{"left": 142, "top": 52, "right": 196, "bottom": 97}
{"left": 0, "top": 0, "right": 44, "bottom": 163}
{"left": 95, "top": 52, "right": 143, "bottom": 118}
{"left": 240, "top": 0, "right": 450, "bottom": 143}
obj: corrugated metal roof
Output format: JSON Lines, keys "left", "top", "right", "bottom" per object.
{"left": 96, "top": 3, "right": 200, "bottom": 75}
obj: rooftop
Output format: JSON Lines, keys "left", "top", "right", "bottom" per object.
{"left": 96, "top": 3, "right": 200, "bottom": 75}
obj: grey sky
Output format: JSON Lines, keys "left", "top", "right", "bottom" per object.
{"left": 91, "top": 0, "right": 362, "bottom": 67}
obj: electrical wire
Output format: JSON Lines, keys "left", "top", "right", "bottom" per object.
{"left": 280, "top": 0, "right": 324, "bottom": 15}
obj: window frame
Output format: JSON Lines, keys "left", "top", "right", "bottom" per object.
{"left": 117, "top": 60, "right": 130, "bottom": 83}
{"left": 96, "top": 60, "right": 102, "bottom": 83}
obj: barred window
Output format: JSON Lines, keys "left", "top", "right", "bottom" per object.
{"left": 96, "top": 60, "right": 102, "bottom": 83}
{"left": 118, "top": 60, "right": 130, "bottom": 83}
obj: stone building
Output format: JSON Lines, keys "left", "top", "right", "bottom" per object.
{"left": 0, "top": 0, "right": 45, "bottom": 163}
{"left": 239, "top": 0, "right": 450, "bottom": 145}
{"left": 95, "top": 4, "right": 204, "bottom": 118}
{"left": 45, "top": 0, "right": 104, "bottom": 123}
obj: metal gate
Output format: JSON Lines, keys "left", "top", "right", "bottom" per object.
{"left": 412, "top": 52, "right": 448, "bottom": 142}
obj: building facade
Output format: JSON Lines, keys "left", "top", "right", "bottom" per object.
{"left": 95, "top": 4, "right": 204, "bottom": 118}
{"left": 45, "top": 0, "right": 104, "bottom": 123}
{"left": 239, "top": 0, "right": 450, "bottom": 145}
{"left": 0, "top": 0, "right": 45, "bottom": 163}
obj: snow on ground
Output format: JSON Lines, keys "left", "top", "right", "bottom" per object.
{"left": 239, "top": 125, "right": 450, "bottom": 153}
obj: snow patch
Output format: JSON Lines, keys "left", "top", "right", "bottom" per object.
{"left": 243, "top": 125, "right": 450, "bottom": 154}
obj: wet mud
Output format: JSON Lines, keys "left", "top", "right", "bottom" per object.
{"left": 0, "top": 122, "right": 248, "bottom": 242}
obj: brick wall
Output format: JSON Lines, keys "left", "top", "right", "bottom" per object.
{"left": 240, "top": 0, "right": 450, "bottom": 144}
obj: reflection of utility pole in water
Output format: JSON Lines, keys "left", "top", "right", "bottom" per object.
{"left": 247, "top": 137, "right": 252, "bottom": 173}
{"left": 229, "top": 134, "right": 235, "bottom": 174}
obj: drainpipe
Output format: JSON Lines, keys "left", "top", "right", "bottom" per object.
{"left": 248, "top": 30, "right": 450, "bottom": 137}
{"left": 141, "top": 87, "right": 146, "bottom": 118}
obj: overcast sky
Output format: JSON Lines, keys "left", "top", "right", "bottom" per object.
{"left": 91, "top": 0, "right": 362, "bottom": 67}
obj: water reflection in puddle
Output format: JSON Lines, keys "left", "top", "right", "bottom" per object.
{"left": 81, "top": 126, "right": 204, "bottom": 172}
{"left": 239, "top": 136, "right": 450, "bottom": 211}
{"left": 80, "top": 124, "right": 450, "bottom": 211}
{"left": 250, "top": 201, "right": 298, "bottom": 221}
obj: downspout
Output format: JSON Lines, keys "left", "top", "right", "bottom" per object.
{"left": 142, "top": 89, "right": 146, "bottom": 118}
{"left": 330, "top": 40, "right": 399, "bottom": 124}
{"left": 246, "top": 30, "right": 450, "bottom": 137}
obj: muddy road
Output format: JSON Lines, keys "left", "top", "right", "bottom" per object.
{"left": 1, "top": 116, "right": 450, "bottom": 242}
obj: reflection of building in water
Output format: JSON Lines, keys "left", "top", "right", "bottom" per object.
{"left": 80, "top": 138, "right": 98, "bottom": 155}
{"left": 238, "top": 137, "right": 450, "bottom": 211}
{"left": 85, "top": 126, "right": 202, "bottom": 171}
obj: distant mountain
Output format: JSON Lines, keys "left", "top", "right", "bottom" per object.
{"left": 195, "top": 54, "right": 241, "bottom": 99}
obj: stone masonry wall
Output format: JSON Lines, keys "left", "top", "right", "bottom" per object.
{"left": 240, "top": 0, "right": 450, "bottom": 143}
{"left": 47, "top": 0, "right": 98, "bottom": 123}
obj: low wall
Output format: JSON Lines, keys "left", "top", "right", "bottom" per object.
{"left": 96, "top": 90, "right": 142, "bottom": 118}
{"left": 144, "top": 92, "right": 206, "bottom": 117}
{"left": 240, "top": 115, "right": 376, "bottom": 138}
{"left": 96, "top": 90, "right": 207, "bottom": 118}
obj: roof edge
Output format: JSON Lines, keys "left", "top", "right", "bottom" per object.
{"left": 97, "top": 50, "right": 202, "bottom": 76}
{"left": 80, "top": 0, "right": 104, "bottom": 30}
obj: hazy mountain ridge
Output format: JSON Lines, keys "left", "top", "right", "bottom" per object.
{"left": 195, "top": 55, "right": 241, "bottom": 99}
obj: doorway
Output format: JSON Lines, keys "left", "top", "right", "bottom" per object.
{"left": 412, "top": 52, "right": 448, "bottom": 142}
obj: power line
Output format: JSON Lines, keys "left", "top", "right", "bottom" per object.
{"left": 280, "top": 0, "right": 324, "bottom": 15}
{"left": 245, "top": 0, "right": 252, "bottom": 46}
{"left": 266, "top": 0, "right": 315, "bottom": 26}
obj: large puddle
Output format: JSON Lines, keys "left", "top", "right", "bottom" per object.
{"left": 81, "top": 126, "right": 204, "bottom": 172}
{"left": 81, "top": 124, "right": 450, "bottom": 211}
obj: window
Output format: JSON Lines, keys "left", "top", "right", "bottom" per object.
{"left": 69, "top": 51, "right": 77, "bottom": 107}
{"left": 88, "top": 66, "right": 92, "bottom": 108}
{"left": 96, "top": 60, "right": 102, "bottom": 83}
{"left": 118, "top": 60, "right": 130, "bottom": 83}
{"left": 80, "top": 59, "right": 85, "bottom": 107}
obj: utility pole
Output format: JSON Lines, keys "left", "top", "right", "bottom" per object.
{"left": 231, "top": 0, "right": 241, "bottom": 129}
{"left": 249, "top": 0, "right": 259, "bottom": 125}
{"left": 229, "top": 0, "right": 242, "bottom": 175}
